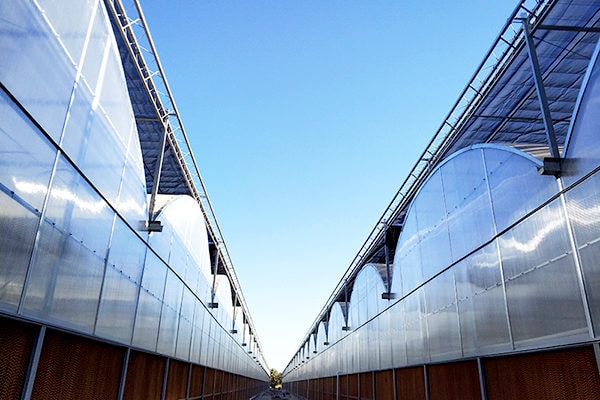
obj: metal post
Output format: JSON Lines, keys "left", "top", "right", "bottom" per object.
{"left": 392, "top": 368, "right": 397, "bottom": 400}
{"left": 116, "top": 348, "right": 130, "bottom": 400}
{"left": 336, "top": 371, "right": 340, "bottom": 400}
{"left": 423, "top": 365, "right": 430, "bottom": 400}
{"left": 21, "top": 325, "right": 46, "bottom": 400}
{"left": 161, "top": 358, "right": 170, "bottom": 400}
{"left": 593, "top": 343, "right": 600, "bottom": 377}
{"left": 477, "top": 358, "right": 488, "bottom": 400}
{"left": 342, "top": 285, "right": 351, "bottom": 331}
{"left": 186, "top": 362, "right": 193, "bottom": 400}
{"left": 372, "top": 371, "right": 376, "bottom": 400}
{"left": 208, "top": 252, "right": 219, "bottom": 309}
{"left": 146, "top": 117, "right": 170, "bottom": 231}
{"left": 385, "top": 240, "right": 391, "bottom": 293}
{"left": 521, "top": 18, "right": 561, "bottom": 160}
{"left": 231, "top": 299, "right": 238, "bottom": 333}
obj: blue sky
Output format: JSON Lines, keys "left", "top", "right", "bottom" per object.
{"left": 142, "top": 0, "right": 517, "bottom": 371}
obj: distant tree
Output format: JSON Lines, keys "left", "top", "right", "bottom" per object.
{"left": 269, "top": 368, "right": 282, "bottom": 388}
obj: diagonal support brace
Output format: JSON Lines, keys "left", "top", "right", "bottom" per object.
{"left": 520, "top": 17, "right": 562, "bottom": 175}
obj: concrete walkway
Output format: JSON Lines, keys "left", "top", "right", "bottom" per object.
{"left": 251, "top": 388, "right": 305, "bottom": 400}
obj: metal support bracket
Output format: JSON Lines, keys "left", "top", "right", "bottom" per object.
{"left": 520, "top": 17, "right": 562, "bottom": 175}
{"left": 537, "top": 157, "right": 562, "bottom": 176}
{"left": 144, "top": 112, "right": 175, "bottom": 232}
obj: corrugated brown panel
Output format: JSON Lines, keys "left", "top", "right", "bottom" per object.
{"left": 0, "top": 317, "right": 37, "bottom": 400}
{"left": 231, "top": 375, "right": 239, "bottom": 400}
{"left": 325, "top": 376, "right": 336, "bottom": 400}
{"left": 340, "top": 374, "right": 349, "bottom": 399}
{"left": 308, "top": 378, "right": 317, "bottom": 400}
{"left": 375, "top": 369, "right": 394, "bottom": 400}
{"left": 300, "top": 380, "right": 308, "bottom": 398}
{"left": 484, "top": 347, "right": 600, "bottom": 400}
{"left": 204, "top": 367, "right": 215, "bottom": 398}
{"left": 222, "top": 372, "right": 230, "bottom": 400}
{"left": 231, "top": 373, "right": 240, "bottom": 400}
{"left": 320, "top": 377, "right": 328, "bottom": 400}
{"left": 347, "top": 373, "right": 359, "bottom": 399}
{"left": 428, "top": 360, "right": 481, "bottom": 400}
{"left": 395, "top": 366, "right": 426, "bottom": 400}
{"left": 32, "top": 329, "right": 123, "bottom": 400}
{"left": 189, "top": 365, "right": 205, "bottom": 398}
{"left": 307, "top": 378, "right": 315, "bottom": 400}
{"left": 214, "top": 369, "right": 224, "bottom": 398}
{"left": 123, "top": 350, "right": 165, "bottom": 400}
{"left": 360, "top": 372, "right": 373, "bottom": 399}
{"left": 227, "top": 373, "right": 237, "bottom": 400}
{"left": 165, "top": 359, "right": 189, "bottom": 400}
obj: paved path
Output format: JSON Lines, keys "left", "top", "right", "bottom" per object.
{"left": 251, "top": 388, "right": 305, "bottom": 400}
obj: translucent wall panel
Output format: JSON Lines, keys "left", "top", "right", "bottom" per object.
{"left": 95, "top": 263, "right": 138, "bottom": 343}
{"left": 424, "top": 269, "right": 461, "bottom": 361}
{"left": 0, "top": 91, "right": 57, "bottom": 212}
{"left": 0, "top": 2, "right": 75, "bottom": 140}
{"left": 0, "top": 90, "right": 57, "bottom": 311}
{"left": 36, "top": 0, "right": 98, "bottom": 68}
{"left": 361, "top": 319, "right": 380, "bottom": 371}
{"left": 349, "top": 266, "right": 379, "bottom": 328}
{"left": 22, "top": 156, "right": 113, "bottom": 333}
{"left": 118, "top": 124, "right": 148, "bottom": 225}
{"left": 328, "top": 302, "right": 347, "bottom": 345}
{"left": 455, "top": 242, "right": 511, "bottom": 355}
{"left": 232, "top": 306, "right": 244, "bottom": 342}
{"left": 160, "top": 195, "right": 212, "bottom": 282}
{"left": 392, "top": 208, "right": 420, "bottom": 296}
{"left": 389, "top": 300, "right": 407, "bottom": 367}
{"left": 404, "top": 288, "right": 428, "bottom": 365}
{"left": 500, "top": 199, "right": 589, "bottom": 348}
{"left": 133, "top": 252, "right": 166, "bottom": 350}
{"left": 316, "top": 322, "right": 327, "bottom": 352}
{"left": 484, "top": 148, "right": 557, "bottom": 233}
{"left": 94, "top": 220, "right": 143, "bottom": 341}
{"left": 213, "top": 275, "right": 235, "bottom": 328}
{"left": 566, "top": 172, "right": 600, "bottom": 335}
{"left": 562, "top": 39, "right": 600, "bottom": 337}
{"left": 157, "top": 269, "right": 183, "bottom": 356}
{"left": 190, "top": 299, "right": 206, "bottom": 364}
{"left": 563, "top": 39, "right": 600, "bottom": 183}
{"left": 377, "top": 306, "right": 393, "bottom": 369}
{"left": 413, "top": 172, "right": 452, "bottom": 283}
{"left": 0, "top": 191, "right": 39, "bottom": 312}
{"left": 176, "top": 288, "right": 195, "bottom": 360}
{"left": 442, "top": 149, "right": 494, "bottom": 261}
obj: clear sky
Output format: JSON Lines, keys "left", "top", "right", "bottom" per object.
{"left": 141, "top": 0, "right": 518, "bottom": 371}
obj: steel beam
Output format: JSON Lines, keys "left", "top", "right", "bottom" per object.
{"left": 161, "top": 358, "right": 170, "bottom": 400}
{"left": 117, "top": 348, "right": 131, "bottom": 400}
{"left": 520, "top": 18, "right": 561, "bottom": 163}
{"left": 477, "top": 358, "right": 488, "bottom": 400}
{"left": 21, "top": 325, "right": 46, "bottom": 400}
